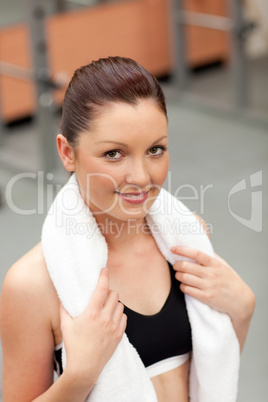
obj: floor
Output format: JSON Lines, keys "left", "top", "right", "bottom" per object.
{"left": 0, "top": 2, "right": 268, "bottom": 401}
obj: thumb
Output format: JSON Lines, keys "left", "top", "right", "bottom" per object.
{"left": 89, "top": 268, "right": 110, "bottom": 311}
{"left": 59, "top": 302, "right": 73, "bottom": 330}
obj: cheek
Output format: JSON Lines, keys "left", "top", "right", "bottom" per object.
{"left": 82, "top": 175, "right": 118, "bottom": 212}
{"left": 84, "top": 176, "right": 117, "bottom": 198}
{"left": 77, "top": 157, "right": 120, "bottom": 191}
{"left": 153, "top": 156, "right": 169, "bottom": 184}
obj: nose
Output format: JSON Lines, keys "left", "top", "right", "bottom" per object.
{"left": 125, "top": 158, "right": 150, "bottom": 189}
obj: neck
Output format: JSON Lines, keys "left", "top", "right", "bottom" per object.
{"left": 94, "top": 214, "right": 151, "bottom": 251}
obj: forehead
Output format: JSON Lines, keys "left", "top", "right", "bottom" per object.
{"left": 81, "top": 100, "right": 168, "bottom": 145}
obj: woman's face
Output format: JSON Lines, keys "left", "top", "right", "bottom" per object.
{"left": 73, "top": 99, "right": 169, "bottom": 223}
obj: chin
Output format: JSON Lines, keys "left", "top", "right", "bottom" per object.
{"left": 113, "top": 210, "right": 148, "bottom": 223}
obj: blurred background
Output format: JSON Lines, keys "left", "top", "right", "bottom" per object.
{"left": 0, "top": 0, "right": 267, "bottom": 400}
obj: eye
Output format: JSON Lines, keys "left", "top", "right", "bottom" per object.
{"left": 148, "top": 146, "right": 166, "bottom": 156}
{"left": 104, "top": 150, "right": 122, "bottom": 160}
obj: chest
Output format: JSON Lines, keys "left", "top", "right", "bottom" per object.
{"left": 107, "top": 251, "right": 172, "bottom": 316}
{"left": 107, "top": 249, "right": 193, "bottom": 377}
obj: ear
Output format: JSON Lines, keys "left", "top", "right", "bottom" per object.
{"left": 57, "top": 134, "right": 76, "bottom": 172}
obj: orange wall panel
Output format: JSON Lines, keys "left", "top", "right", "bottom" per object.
{"left": 47, "top": 0, "right": 159, "bottom": 104}
{"left": 184, "top": 0, "right": 229, "bottom": 65}
{"left": 0, "top": 0, "right": 229, "bottom": 122}
{"left": 145, "top": 0, "right": 174, "bottom": 74}
{"left": 0, "top": 25, "right": 36, "bottom": 122}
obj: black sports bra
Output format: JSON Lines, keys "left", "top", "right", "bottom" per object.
{"left": 54, "top": 262, "right": 192, "bottom": 378}
{"left": 123, "top": 262, "right": 192, "bottom": 372}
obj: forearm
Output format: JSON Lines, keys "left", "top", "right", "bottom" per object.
{"left": 172, "top": 245, "right": 256, "bottom": 352}
{"left": 211, "top": 251, "right": 256, "bottom": 351}
{"left": 229, "top": 285, "right": 256, "bottom": 351}
{"left": 33, "top": 368, "right": 95, "bottom": 402}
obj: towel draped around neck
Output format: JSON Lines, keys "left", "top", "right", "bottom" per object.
{"left": 42, "top": 174, "right": 239, "bottom": 401}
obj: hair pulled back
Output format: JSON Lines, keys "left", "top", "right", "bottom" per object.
{"left": 60, "top": 56, "right": 167, "bottom": 146}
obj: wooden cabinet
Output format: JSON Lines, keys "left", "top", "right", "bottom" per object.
{"left": 0, "top": 0, "right": 229, "bottom": 122}
{"left": 0, "top": 25, "right": 36, "bottom": 122}
{"left": 185, "top": 0, "right": 229, "bottom": 65}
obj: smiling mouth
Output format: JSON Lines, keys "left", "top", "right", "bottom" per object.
{"left": 115, "top": 190, "right": 150, "bottom": 204}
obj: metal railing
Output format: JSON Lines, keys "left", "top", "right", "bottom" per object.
{"left": 170, "top": 0, "right": 263, "bottom": 119}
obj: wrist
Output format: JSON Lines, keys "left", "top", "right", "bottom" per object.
{"left": 230, "top": 285, "right": 256, "bottom": 325}
{"left": 63, "top": 364, "right": 97, "bottom": 394}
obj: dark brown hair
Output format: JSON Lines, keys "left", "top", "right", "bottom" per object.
{"left": 60, "top": 56, "right": 167, "bottom": 146}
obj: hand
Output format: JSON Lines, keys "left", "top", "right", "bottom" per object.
{"left": 171, "top": 246, "right": 255, "bottom": 350}
{"left": 60, "top": 268, "right": 127, "bottom": 385}
{"left": 171, "top": 246, "right": 254, "bottom": 318}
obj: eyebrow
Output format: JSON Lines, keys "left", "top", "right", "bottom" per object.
{"left": 96, "top": 135, "right": 168, "bottom": 148}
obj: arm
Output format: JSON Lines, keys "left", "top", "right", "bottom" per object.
{"left": 211, "top": 252, "right": 255, "bottom": 352}
{"left": 0, "top": 260, "right": 93, "bottom": 402}
{"left": 171, "top": 215, "right": 255, "bottom": 351}
{"left": 0, "top": 254, "right": 126, "bottom": 401}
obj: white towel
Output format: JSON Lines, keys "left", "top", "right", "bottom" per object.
{"left": 42, "top": 173, "right": 240, "bottom": 401}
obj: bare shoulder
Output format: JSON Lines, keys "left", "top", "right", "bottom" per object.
{"left": 1, "top": 242, "right": 57, "bottom": 309}
{"left": 194, "top": 214, "right": 211, "bottom": 239}
{"left": 0, "top": 242, "right": 60, "bottom": 342}
{"left": 0, "top": 243, "right": 61, "bottom": 400}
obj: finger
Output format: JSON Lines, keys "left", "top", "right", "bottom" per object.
{"left": 213, "top": 252, "right": 230, "bottom": 267}
{"left": 213, "top": 253, "right": 240, "bottom": 279}
{"left": 103, "top": 290, "right": 120, "bottom": 315}
{"left": 119, "top": 313, "right": 127, "bottom": 334}
{"left": 173, "top": 261, "right": 204, "bottom": 278}
{"left": 59, "top": 303, "right": 73, "bottom": 331}
{"left": 90, "top": 268, "right": 110, "bottom": 311}
{"left": 112, "top": 301, "right": 125, "bottom": 325}
{"left": 179, "top": 283, "right": 208, "bottom": 304}
{"left": 175, "top": 271, "right": 203, "bottom": 289}
{"left": 171, "top": 246, "right": 213, "bottom": 266}
{"left": 59, "top": 302, "right": 71, "bottom": 319}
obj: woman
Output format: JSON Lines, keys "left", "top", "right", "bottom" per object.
{"left": 0, "top": 57, "right": 255, "bottom": 401}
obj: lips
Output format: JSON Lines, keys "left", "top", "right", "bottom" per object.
{"left": 115, "top": 190, "right": 150, "bottom": 204}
